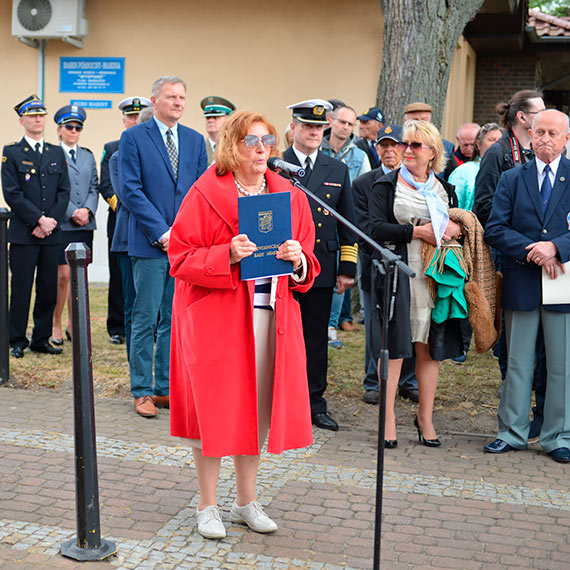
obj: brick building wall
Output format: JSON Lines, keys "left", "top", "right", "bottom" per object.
{"left": 473, "top": 53, "right": 539, "bottom": 125}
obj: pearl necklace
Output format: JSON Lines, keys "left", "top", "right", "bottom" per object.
{"left": 234, "top": 175, "right": 266, "bottom": 196}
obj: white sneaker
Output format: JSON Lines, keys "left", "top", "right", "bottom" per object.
{"left": 196, "top": 505, "right": 226, "bottom": 539}
{"left": 230, "top": 500, "right": 278, "bottom": 533}
{"left": 327, "top": 326, "right": 344, "bottom": 349}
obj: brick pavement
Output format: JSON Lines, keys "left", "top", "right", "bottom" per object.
{"left": 0, "top": 387, "right": 569, "bottom": 569}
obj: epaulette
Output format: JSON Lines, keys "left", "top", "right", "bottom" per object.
{"left": 6, "top": 141, "right": 17, "bottom": 146}
{"left": 81, "top": 146, "right": 93, "bottom": 155}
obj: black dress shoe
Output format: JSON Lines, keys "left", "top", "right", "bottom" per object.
{"left": 109, "top": 334, "right": 125, "bottom": 345}
{"left": 65, "top": 328, "right": 72, "bottom": 341}
{"left": 363, "top": 390, "right": 379, "bottom": 405}
{"left": 484, "top": 439, "right": 514, "bottom": 454}
{"left": 10, "top": 346, "right": 24, "bottom": 358}
{"left": 384, "top": 440, "right": 398, "bottom": 449}
{"left": 312, "top": 413, "right": 339, "bottom": 431}
{"left": 50, "top": 337, "right": 64, "bottom": 346}
{"left": 550, "top": 447, "right": 570, "bottom": 463}
{"left": 399, "top": 387, "right": 419, "bottom": 403}
{"left": 30, "top": 341, "right": 63, "bottom": 355}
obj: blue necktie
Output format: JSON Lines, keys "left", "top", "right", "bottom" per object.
{"left": 541, "top": 164, "right": 552, "bottom": 215}
{"left": 69, "top": 149, "right": 76, "bottom": 164}
{"left": 369, "top": 141, "right": 380, "bottom": 168}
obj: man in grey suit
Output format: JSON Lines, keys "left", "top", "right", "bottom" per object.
{"left": 484, "top": 109, "right": 570, "bottom": 463}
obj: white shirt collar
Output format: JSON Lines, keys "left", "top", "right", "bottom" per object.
{"left": 24, "top": 135, "right": 44, "bottom": 153}
{"left": 61, "top": 142, "right": 77, "bottom": 156}
{"left": 536, "top": 154, "right": 561, "bottom": 179}
{"left": 292, "top": 145, "right": 318, "bottom": 168}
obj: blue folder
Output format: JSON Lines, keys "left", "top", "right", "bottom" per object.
{"left": 238, "top": 192, "right": 293, "bottom": 280}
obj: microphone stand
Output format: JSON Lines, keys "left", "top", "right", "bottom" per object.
{"left": 283, "top": 171, "right": 415, "bottom": 570}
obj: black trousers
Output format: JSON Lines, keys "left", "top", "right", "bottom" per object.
{"left": 9, "top": 243, "right": 58, "bottom": 348}
{"left": 106, "top": 209, "right": 125, "bottom": 337}
{"left": 296, "top": 286, "right": 334, "bottom": 416}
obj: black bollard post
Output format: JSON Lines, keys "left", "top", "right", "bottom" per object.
{"left": 61, "top": 243, "right": 116, "bottom": 561}
{"left": 0, "top": 209, "right": 9, "bottom": 386}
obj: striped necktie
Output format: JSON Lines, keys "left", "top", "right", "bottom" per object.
{"left": 166, "top": 129, "right": 178, "bottom": 177}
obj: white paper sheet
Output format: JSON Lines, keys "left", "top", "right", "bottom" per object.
{"left": 542, "top": 261, "right": 570, "bottom": 304}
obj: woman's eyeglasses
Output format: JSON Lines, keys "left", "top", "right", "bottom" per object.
{"left": 242, "top": 134, "right": 276, "bottom": 149}
{"left": 398, "top": 141, "right": 428, "bottom": 151}
{"left": 63, "top": 124, "right": 83, "bottom": 132}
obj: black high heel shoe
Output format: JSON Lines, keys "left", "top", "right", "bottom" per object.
{"left": 414, "top": 416, "right": 441, "bottom": 447}
{"left": 65, "top": 328, "right": 72, "bottom": 341}
{"left": 384, "top": 439, "right": 398, "bottom": 449}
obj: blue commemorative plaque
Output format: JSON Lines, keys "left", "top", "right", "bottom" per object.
{"left": 60, "top": 57, "right": 125, "bottom": 93}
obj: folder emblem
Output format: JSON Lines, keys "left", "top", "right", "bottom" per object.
{"left": 258, "top": 210, "right": 273, "bottom": 234}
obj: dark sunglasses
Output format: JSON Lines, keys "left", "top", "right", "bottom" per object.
{"left": 63, "top": 124, "right": 83, "bottom": 132}
{"left": 242, "top": 134, "right": 276, "bottom": 149}
{"left": 398, "top": 141, "right": 428, "bottom": 151}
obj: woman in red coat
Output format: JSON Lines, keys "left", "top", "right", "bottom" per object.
{"left": 168, "top": 111, "right": 320, "bottom": 540}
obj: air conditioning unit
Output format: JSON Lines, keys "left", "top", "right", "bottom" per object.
{"left": 12, "top": 0, "right": 88, "bottom": 38}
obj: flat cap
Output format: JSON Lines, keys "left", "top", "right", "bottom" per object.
{"left": 404, "top": 101, "right": 433, "bottom": 114}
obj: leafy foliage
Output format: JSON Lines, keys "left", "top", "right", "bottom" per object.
{"left": 529, "top": 0, "right": 570, "bottom": 18}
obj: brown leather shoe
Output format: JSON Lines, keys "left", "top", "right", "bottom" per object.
{"left": 152, "top": 395, "right": 170, "bottom": 409}
{"left": 339, "top": 321, "right": 357, "bottom": 332}
{"left": 134, "top": 396, "right": 157, "bottom": 418}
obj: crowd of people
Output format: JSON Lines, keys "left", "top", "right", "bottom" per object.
{"left": 2, "top": 79, "right": 570, "bottom": 540}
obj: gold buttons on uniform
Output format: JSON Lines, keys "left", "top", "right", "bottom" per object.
{"left": 326, "top": 193, "right": 331, "bottom": 199}
{"left": 317, "top": 223, "right": 322, "bottom": 228}
{"left": 317, "top": 207, "right": 322, "bottom": 212}
{"left": 316, "top": 238, "right": 321, "bottom": 243}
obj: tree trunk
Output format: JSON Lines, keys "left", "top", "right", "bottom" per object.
{"left": 378, "top": 0, "right": 484, "bottom": 129}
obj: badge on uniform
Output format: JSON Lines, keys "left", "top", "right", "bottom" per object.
{"left": 567, "top": 212, "right": 570, "bottom": 230}
{"left": 323, "top": 182, "right": 342, "bottom": 188}
{"left": 25, "top": 173, "right": 31, "bottom": 181}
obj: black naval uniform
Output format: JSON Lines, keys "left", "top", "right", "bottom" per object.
{"left": 283, "top": 147, "right": 358, "bottom": 415}
{"left": 100, "top": 139, "right": 125, "bottom": 339}
{"left": 1, "top": 139, "right": 70, "bottom": 348}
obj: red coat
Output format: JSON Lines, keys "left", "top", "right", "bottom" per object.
{"left": 168, "top": 167, "right": 320, "bottom": 457}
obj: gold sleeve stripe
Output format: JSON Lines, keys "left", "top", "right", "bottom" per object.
{"left": 106, "top": 194, "right": 118, "bottom": 212}
{"left": 340, "top": 244, "right": 358, "bottom": 264}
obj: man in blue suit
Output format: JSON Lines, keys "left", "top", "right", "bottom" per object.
{"left": 120, "top": 76, "right": 208, "bottom": 417}
{"left": 484, "top": 109, "right": 570, "bottom": 463}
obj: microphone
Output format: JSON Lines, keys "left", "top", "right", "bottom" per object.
{"left": 267, "top": 157, "right": 305, "bottom": 177}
